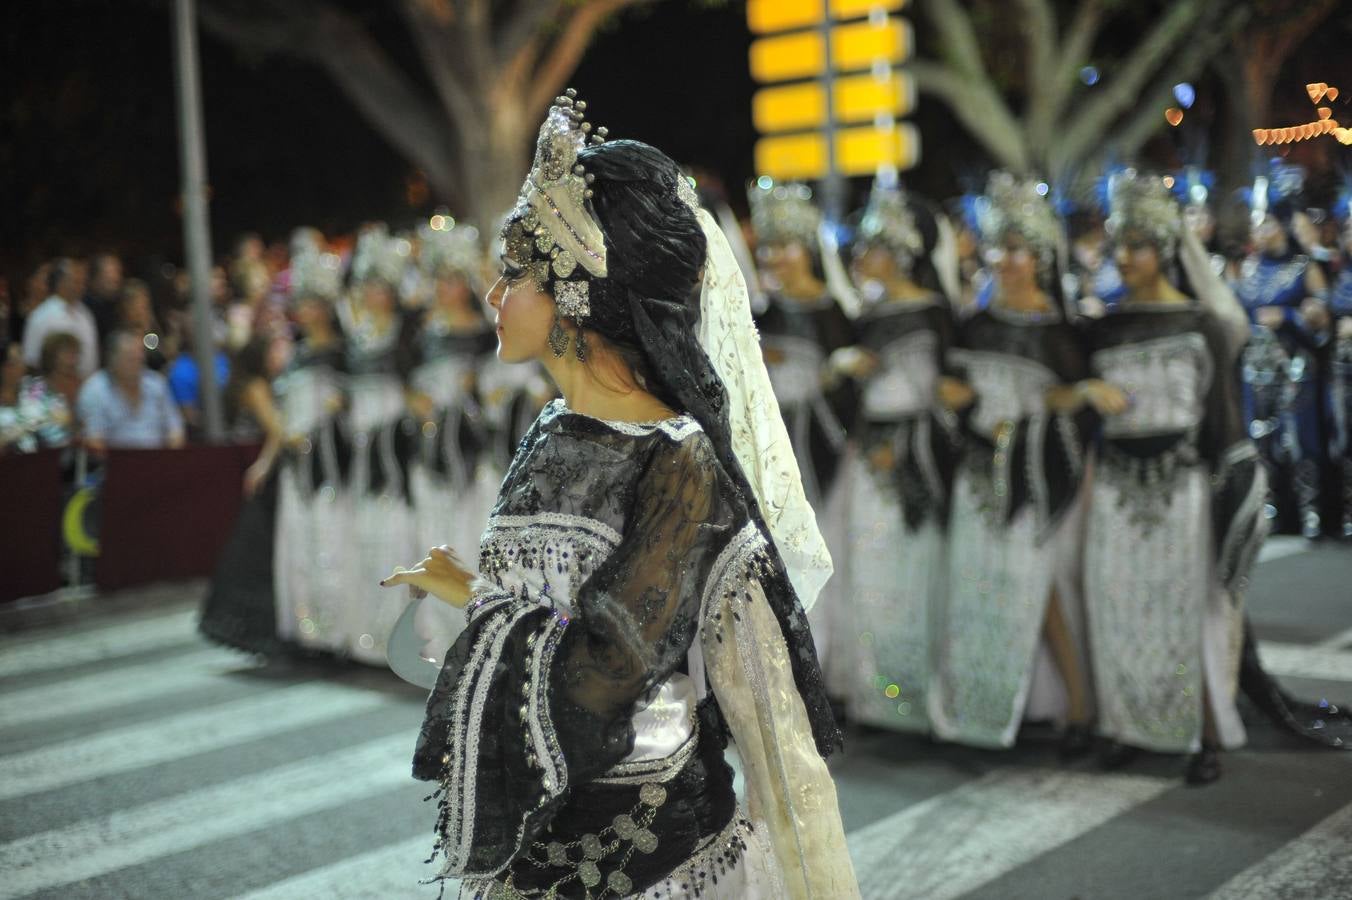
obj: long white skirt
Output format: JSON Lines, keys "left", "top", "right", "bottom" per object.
{"left": 835, "top": 452, "right": 944, "bottom": 732}
{"left": 272, "top": 465, "right": 350, "bottom": 653}
{"left": 1085, "top": 467, "right": 1246, "bottom": 753}
{"left": 928, "top": 473, "right": 1085, "bottom": 748}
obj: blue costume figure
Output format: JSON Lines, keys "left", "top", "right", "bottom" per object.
{"left": 1329, "top": 188, "right": 1352, "bottom": 537}
{"left": 1233, "top": 164, "right": 1332, "bottom": 538}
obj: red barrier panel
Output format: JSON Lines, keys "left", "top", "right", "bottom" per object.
{"left": 0, "top": 449, "right": 64, "bottom": 603}
{"left": 95, "top": 444, "right": 260, "bottom": 592}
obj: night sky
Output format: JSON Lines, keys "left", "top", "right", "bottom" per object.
{"left": 4, "top": 0, "right": 1350, "bottom": 288}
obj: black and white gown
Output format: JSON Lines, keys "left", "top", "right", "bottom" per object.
{"left": 343, "top": 316, "right": 422, "bottom": 664}
{"left": 395, "top": 400, "right": 858, "bottom": 899}
{"left": 271, "top": 342, "right": 352, "bottom": 653}
{"left": 833, "top": 295, "right": 952, "bottom": 732}
{"left": 928, "top": 305, "right": 1095, "bottom": 748}
{"left": 1083, "top": 304, "right": 1267, "bottom": 753}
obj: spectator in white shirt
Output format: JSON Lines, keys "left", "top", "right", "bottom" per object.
{"left": 77, "top": 331, "right": 185, "bottom": 452}
{"left": 22, "top": 258, "right": 98, "bottom": 378}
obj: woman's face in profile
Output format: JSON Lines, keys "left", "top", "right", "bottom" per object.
{"left": 487, "top": 261, "right": 555, "bottom": 364}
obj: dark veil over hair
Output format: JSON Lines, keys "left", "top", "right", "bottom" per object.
{"left": 570, "top": 138, "right": 841, "bottom": 756}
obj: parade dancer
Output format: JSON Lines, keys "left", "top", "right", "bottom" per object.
{"left": 273, "top": 249, "right": 355, "bottom": 654}
{"left": 928, "top": 173, "right": 1097, "bottom": 753}
{"left": 340, "top": 225, "right": 422, "bottom": 664}
{"left": 823, "top": 182, "right": 953, "bottom": 733}
{"left": 405, "top": 219, "right": 498, "bottom": 664}
{"left": 1080, "top": 172, "right": 1267, "bottom": 784}
{"left": 382, "top": 94, "right": 855, "bottom": 898}
{"left": 1234, "top": 163, "right": 1332, "bottom": 538}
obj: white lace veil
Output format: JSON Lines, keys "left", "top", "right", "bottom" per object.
{"left": 691, "top": 206, "right": 834, "bottom": 612}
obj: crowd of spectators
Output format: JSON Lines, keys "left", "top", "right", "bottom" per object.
{"left": 0, "top": 236, "right": 288, "bottom": 459}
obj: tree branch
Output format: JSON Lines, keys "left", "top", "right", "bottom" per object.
{"left": 1027, "top": 0, "right": 1106, "bottom": 157}
{"left": 1051, "top": 0, "right": 1218, "bottom": 177}
{"left": 910, "top": 59, "right": 1031, "bottom": 174}
{"left": 494, "top": 0, "right": 565, "bottom": 69}
{"left": 923, "top": 0, "right": 991, "bottom": 81}
{"left": 307, "top": 6, "right": 461, "bottom": 197}
{"left": 398, "top": 0, "right": 482, "bottom": 130}
{"left": 1015, "top": 0, "right": 1057, "bottom": 142}
{"left": 525, "top": 0, "right": 645, "bottom": 118}
{"left": 196, "top": 0, "right": 314, "bottom": 59}
{"left": 1104, "top": 6, "right": 1248, "bottom": 169}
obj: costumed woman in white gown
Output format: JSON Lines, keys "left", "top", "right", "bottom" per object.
{"left": 1078, "top": 171, "right": 1269, "bottom": 783}
{"left": 382, "top": 91, "right": 856, "bottom": 899}
{"left": 823, "top": 181, "right": 953, "bottom": 732}
{"left": 928, "top": 173, "right": 1101, "bottom": 753}
{"left": 341, "top": 226, "right": 422, "bottom": 664}
{"left": 406, "top": 219, "right": 499, "bottom": 663}
{"left": 268, "top": 248, "right": 352, "bottom": 653}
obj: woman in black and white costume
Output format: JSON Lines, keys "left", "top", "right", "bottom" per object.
{"left": 340, "top": 225, "right": 423, "bottom": 664}
{"left": 1079, "top": 171, "right": 1268, "bottom": 783}
{"left": 928, "top": 173, "right": 1099, "bottom": 752}
{"left": 405, "top": 219, "right": 499, "bottom": 664}
{"left": 823, "top": 181, "right": 954, "bottom": 733}
{"left": 382, "top": 92, "right": 855, "bottom": 898}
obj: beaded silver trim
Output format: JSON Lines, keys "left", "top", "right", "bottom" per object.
{"left": 699, "top": 521, "right": 768, "bottom": 630}
{"left": 441, "top": 602, "right": 541, "bottom": 875}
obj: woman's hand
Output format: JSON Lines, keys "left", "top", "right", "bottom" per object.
{"left": 1299, "top": 298, "right": 1330, "bottom": 333}
{"left": 1054, "top": 379, "right": 1129, "bottom": 416}
{"left": 1255, "top": 306, "right": 1286, "bottom": 330}
{"left": 381, "top": 545, "right": 475, "bottom": 608}
{"left": 243, "top": 459, "right": 271, "bottom": 498}
{"left": 936, "top": 376, "right": 976, "bottom": 412}
{"left": 827, "top": 346, "right": 879, "bottom": 381}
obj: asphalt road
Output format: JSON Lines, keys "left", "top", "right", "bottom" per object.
{"left": 2, "top": 536, "right": 1350, "bottom": 899}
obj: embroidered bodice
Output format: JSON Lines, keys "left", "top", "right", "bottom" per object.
{"left": 1092, "top": 316, "right": 1213, "bottom": 437}
{"left": 1234, "top": 254, "right": 1309, "bottom": 314}
{"left": 274, "top": 343, "right": 344, "bottom": 437}
{"left": 855, "top": 297, "right": 948, "bottom": 420}
{"left": 948, "top": 308, "right": 1086, "bottom": 438}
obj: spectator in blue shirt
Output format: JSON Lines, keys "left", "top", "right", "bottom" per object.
{"left": 167, "top": 330, "right": 229, "bottom": 439}
{"left": 77, "top": 331, "right": 185, "bottom": 452}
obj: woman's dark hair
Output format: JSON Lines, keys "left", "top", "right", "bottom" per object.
{"left": 573, "top": 139, "right": 708, "bottom": 408}
{"left": 568, "top": 138, "right": 841, "bottom": 756}
{"left": 223, "top": 335, "right": 270, "bottom": 426}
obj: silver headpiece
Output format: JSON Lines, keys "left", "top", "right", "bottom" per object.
{"left": 748, "top": 180, "right": 821, "bottom": 250}
{"left": 351, "top": 223, "right": 413, "bottom": 286}
{"left": 856, "top": 182, "right": 924, "bottom": 271}
{"left": 419, "top": 216, "right": 481, "bottom": 280}
{"left": 976, "top": 172, "right": 1060, "bottom": 269}
{"left": 1106, "top": 169, "right": 1182, "bottom": 261}
{"left": 289, "top": 248, "right": 343, "bottom": 304}
{"left": 501, "top": 88, "right": 608, "bottom": 321}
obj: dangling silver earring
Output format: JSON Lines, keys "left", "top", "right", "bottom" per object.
{"left": 548, "top": 315, "right": 570, "bottom": 358}
{"left": 574, "top": 328, "right": 587, "bottom": 362}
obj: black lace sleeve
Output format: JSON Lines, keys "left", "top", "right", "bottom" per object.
{"left": 412, "top": 430, "right": 740, "bottom": 880}
{"left": 1198, "top": 312, "right": 1265, "bottom": 590}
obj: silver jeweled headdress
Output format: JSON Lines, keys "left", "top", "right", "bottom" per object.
{"left": 976, "top": 171, "right": 1060, "bottom": 269}
{"left": 419, "top": 217, "right": 481, "bottom": 281}
{"left": 856, "top": 181, "right": 924, "bottom": 272}
{"left": 350, "top": 223, "right": 412, "bottom": 286}
{"left": 1106, "top": 169, "right": 1182, "bottom": 261}
{"left": 501, "top": 88, "right": 608, "bottom": 321}
{"left": 748, "top": 180, "right": 821, "bottom": 250}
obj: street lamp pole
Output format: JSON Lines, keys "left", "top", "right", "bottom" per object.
{"left": 171, "top": 0, "right": 224, "bottom": 443}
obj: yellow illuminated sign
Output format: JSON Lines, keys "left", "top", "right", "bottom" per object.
{"left": 755, "top": 123, "right": 920, "bottom": 179}
{"left": 753, "top": 73, "right": 916, "bottom": 132}
{"left": 750, "top": 19, "right": 913, "bottom": 83}
{"left": 748, "top": 0, "right": 908, "bottom": 35}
